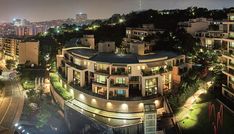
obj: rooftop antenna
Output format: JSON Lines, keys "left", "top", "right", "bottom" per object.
{"left": 139, "top": 0, "right": 142, "bottom": 10}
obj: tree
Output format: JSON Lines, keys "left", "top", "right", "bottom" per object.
{"left": 5, "top": 59, "right": 16, "bottom": 70}
{"left": 36, "top": 108, "right": 51, "bottom": 128}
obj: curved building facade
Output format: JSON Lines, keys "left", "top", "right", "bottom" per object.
{"left": 55, "top": 45, "right": 188, "bottom": 133}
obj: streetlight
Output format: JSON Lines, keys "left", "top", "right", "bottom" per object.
{"left": 119, "top": 18, "right": 125, "bottom": 23}
{"left": 75, "top": 27, "right": 79, "bottom": 31}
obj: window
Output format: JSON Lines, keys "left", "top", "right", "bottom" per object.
{"left": 97, "top": 75, "right": 107, "bottom": 84}
{"left": 116, "top": 78, "right": 126, "bottom": 84}
{"left": 151, "top": 67, "right": 159, "bottom": 73}
{"left": 73, "top": 71, "right": 80, "bottom": 86}
{"left": 74, "top": 58, "right": 81, "bottom": 66}
{"left": 115, "top": 90, "right": 126, "bottom": 96}
{"left": 145, "top": 78, "right": 158, "bottom": 96}
{"left": 128, "top": 66, "right": 131, "bottom": 73}
{"left": 137, "top": 66, "right": 141, "bottom": 70}
{"left": 230, "top": 16, "right": 234, "bottom": 21}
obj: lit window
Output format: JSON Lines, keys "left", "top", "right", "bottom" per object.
{"left": 145, "top": 78, "right": 158, "bottom": 96}
{"left": 128, "top": 66, "right": 131, "bottom": 73}
{"left": 116, "top": 78, "right": 126, "bottom": 84}
{"left": 137, "top": 66, "right": 141, "bottom": 70}
{"left": 97, "top": 75, "right": 107, "bottom": 84}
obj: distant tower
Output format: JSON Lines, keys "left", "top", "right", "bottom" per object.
{"left": 139, "top": 0, "right": 142, "bottom": 10}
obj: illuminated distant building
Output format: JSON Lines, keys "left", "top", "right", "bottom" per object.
{"left": 12, "top": 18, "right": 30, "bottom": 26}
{"left": 19, "top": 40, "right": 39, "bottom": 65}
{"left": 76, "top": 13, "right": 88, "bottom": 23}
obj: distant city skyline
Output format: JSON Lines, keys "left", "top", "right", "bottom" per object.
{"left": 0, "top": 0, "right": 233, "bottom": 22}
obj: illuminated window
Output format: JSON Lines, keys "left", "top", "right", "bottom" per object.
{"left": 73, "top": 71, "right": 80, "bottom": 86}
{"left": 145, "top": 78, "right": 158, "bottom": 96}
{"left": 74, "top": 58, "right": 81, "bottom": 66}
{"left": 137, "top": 66, "right": 141, "bottom": 70}
{"left": 97, "top": 75, "right": 107, "bottom": 84}
{"left": 128, "top": 66, "right": 131, "bottom": 73}
{"left": 116, "top": 78, "right": 126, "bottom": 84}
{"left": 206, "top": 39, "right": 212, "bottom": 45}
{"left": 230, "top": 16, "right": 234, "bottom": 21}
{"left": 151, "top": 67, "right": 159, "bottom": 73}
{"left": 115, "top": 90, "right": 126, "bottom": 96}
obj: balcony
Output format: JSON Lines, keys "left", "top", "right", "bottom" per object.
{"left": 222, "top": 84, "right": 234, "bottom": 95}
{"left": 223, "top": 68, "right": 234, "bottom": 76}
{"left": 110, "top": 83, "right": 128, "bottom": 88}
{"left": 95, "top": 68, "right": 110, "bottom": 75}
{"left": 92, "top": 81, "right": 107, "bottom": 87}
{"left": 69, "top": 82, "right": 106, "bottom": 99}
{"left": 129, "top": 76, "right": 140, "bottom": 84}
{"left": 111, "top": 68, "right": 128, "bottom": 76}
{"left": 66, "top": 62, "right": 86, "bottom": 70}
{"left": 141, "top": 67, "right": 168, "bottom": 76}
{"left": 222, "top": 51, "right": 234, "bottom": 59}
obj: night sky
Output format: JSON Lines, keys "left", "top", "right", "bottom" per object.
{"left": 0, "top": 0, "right": 233, "bottom": 22}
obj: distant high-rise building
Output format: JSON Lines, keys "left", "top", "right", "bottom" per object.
{"left": 76, "top": 13, "right": 88, "bottom": 23}
{"left": 12, "top": 18, "right": 30, "bottom": 26}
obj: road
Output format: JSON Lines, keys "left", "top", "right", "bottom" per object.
{"left": 0, "top": 73, "right": 24, "bottom": 134}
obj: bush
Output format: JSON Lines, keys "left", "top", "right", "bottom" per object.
{"left": 50, "top": 73, "right": 72, "bottom": 100}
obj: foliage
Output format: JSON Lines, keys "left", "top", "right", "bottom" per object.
{"left": 50, "top": 73, "right": 72, "bottom": 100}
{"left": 168, "top": 69, "right": 201, "bottom": 110}
{"left": 5, "top": 59, "right": 16, "bottom": 70}
{"left": 36, "top": 102, "right": 51, "bottom": 128}
{"left": 23, "top": 81, "right": 35, "bottom": 90}
{"left": 26, "top": 89, "right": 41, "bottom": 103}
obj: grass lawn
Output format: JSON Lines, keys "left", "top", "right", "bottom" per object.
{"left": 177, "top": 92, "right": 234, "bottom": 134}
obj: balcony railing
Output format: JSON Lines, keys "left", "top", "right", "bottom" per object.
{"left": 92, "top": 81, "right": 107, "bottom": 86}
{"left": 66, "top": 62, "right": 86, "bottom": 70}
{"left": 111, "top": 68, "right": 128, "bottom": 75}
{"left": 69, "top": 83, "right": 106, "bottom": 99}
{"left": 110, "top": 83, "right": 128, "bottom": 88}
{"left": 95, "top": 68, "right": 110, "bottom": 74}
{"left": 141, "top": 67, "right": 170, "bottom": 76}
{"left": 223, "top": 68, "right": 234, "bottom": 76}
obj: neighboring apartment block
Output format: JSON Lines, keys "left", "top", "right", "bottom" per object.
{"left": 19, "top": 41, "right": 39, "bottom": 65}
{"left": 195, "top": 13, "right": 234, "bottom": 103}
{"left": 0, "top": 37, "right": 21, "bottom": 60}
{"left": 178, "top": 18, "right": 212, "bottom": 35}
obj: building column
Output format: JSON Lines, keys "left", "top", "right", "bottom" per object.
{"left": 107, "top": 78, "right": 110, "bottom": 100}
{"left": 141, "top": 78, "right": 145, "bottom": 97}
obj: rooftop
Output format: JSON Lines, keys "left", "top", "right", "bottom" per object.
{"left": 91, "top": 53, "right": 139, "bottom": 64}
{"left": 66, "top": 47, "right": 180, "bottom": 64}
{"left": 68, "top": 48, "right": 98, "bottom": 58}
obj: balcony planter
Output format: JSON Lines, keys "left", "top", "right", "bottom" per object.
{"left": 159, "top": 67, "right": 165, "bottom": 75}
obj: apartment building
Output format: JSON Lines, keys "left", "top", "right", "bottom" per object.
{"left": 18, "top": 41, "right": 39, "bottom": 65}
{"left": 195, "top": 13, "right": 234, "bottom": 102}
{"left": 0, "top": 37, "right": 21, "bottom": 60}
{"left": 178, "top": 18, "right": 212, "bottom": 35}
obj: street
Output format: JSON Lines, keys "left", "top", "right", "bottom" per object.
{"left": 0, "top": 72, "right": 24, "bottom": 134}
